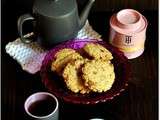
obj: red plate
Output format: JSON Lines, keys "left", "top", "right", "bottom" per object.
{"left": 40, "top": 39, "right": 131, "bottom": 104}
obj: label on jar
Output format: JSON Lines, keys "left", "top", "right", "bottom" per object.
{"left": 109, "top": 29, "right": 146, "bottom": 53}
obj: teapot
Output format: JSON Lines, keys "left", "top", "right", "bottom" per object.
{"left": 18, "top": 0, "right": 95, "bottom": 48}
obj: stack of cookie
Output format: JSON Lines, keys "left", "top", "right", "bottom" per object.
{"left": 51, "top": 43, "right": 115, "bottom": 94}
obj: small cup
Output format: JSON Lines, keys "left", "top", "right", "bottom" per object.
{"left": 24, "top": 92, "right": 59, "bottom": 120}
{"left": 109, "top": 9, "right": 148, "bottom": 59}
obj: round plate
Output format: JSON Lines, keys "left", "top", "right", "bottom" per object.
{"left": 40, "top": 39, "right": 131, "bottom": 104}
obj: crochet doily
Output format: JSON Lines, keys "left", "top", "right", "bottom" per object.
{"left": 5, "top": 21, "right": 102, "bottom": 74}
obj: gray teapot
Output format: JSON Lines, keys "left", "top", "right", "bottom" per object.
{"left": 18, "top": 0, "right": 95, "bottom": 48}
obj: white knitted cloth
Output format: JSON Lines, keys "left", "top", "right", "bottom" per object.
{"left": 5, "top": 21, "right": 102, "bottom": 74}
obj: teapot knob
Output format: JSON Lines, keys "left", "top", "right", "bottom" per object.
{"left": 48, "top": 0, "right": 58, "bottom": 4}
{"left": 49, "top": 0, "right": 58, "bottom": 1}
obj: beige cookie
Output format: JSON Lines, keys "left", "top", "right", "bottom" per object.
{"left": 54, "top": 48, "right": 76, "bottom": 59}
{"left": 51, "top": 49, "right": 83, "bottom": 75}
{"left": 63, "top": 59, "right": 90, "bottom": 94}
{"left": 51, "top": 48, "right": 76, "bottom": 73}
{"left": 83, "top": 43, "right": 113, "bottom": 60}
{"left": 82, "top": 60, "right": 115, "bottom": 92}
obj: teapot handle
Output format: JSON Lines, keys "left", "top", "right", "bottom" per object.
{"left": 17, "top": 14, "right": 35, "bottom": 43}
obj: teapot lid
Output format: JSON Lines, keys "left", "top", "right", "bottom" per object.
{"left": 33, "top": 0, "right": 76, "bottom": 17}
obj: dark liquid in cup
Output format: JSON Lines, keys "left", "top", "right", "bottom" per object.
{"left": 28, "top": 98, "right": 56, "bottom": 117}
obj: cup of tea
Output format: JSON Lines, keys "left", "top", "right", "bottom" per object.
{"left": 24, "top": 92, "right": 59, "bottom": 120}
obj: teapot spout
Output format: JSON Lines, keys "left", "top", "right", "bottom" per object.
{"left": 79, "top": 0, "right": 95, "bottom": 28}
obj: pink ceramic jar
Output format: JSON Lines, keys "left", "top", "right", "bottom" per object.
{"left": 109, "top": 9, "right": 148, "bottom": 59}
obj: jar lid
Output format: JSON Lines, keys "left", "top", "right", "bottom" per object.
{"left": 110, "top": 9, "right": 147, "bottom": 35}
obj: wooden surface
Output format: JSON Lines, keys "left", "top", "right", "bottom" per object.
{"left": 92, "top": 0, "right": 158, "bottom": 11}
{"left": 2, "top": 11, "right": 158, "bottom": 120}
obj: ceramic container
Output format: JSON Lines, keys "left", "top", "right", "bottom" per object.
{"left": 17, "top": 0, "right": 95, "bottom": 48}
{"left": 109, "top": 9, "right": 148, "bottom": 59}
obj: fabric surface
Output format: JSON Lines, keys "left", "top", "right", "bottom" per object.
{"left": 5, "top": 21, "right": 102, "bottom": 74}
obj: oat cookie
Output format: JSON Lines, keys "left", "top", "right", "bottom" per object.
{"left": 51, "top": 51, "right": 83, "bottom": 75}
{"left": 82, "top": 60, "right": 115, "bottom": 92}
{"left": 51, "top": 48, "right": 76, "bottom": 72}
{"left": 54, "top": 48, "right": 76, "bottom": 59}
{"left": 83, "top": 43, "right": 113, "bottom": 60}
{"left": 63, "top": 59, "right": 90, "bottom": 94}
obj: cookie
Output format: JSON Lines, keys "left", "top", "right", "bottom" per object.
{"left": 51, "top": 51, "right": 83, "bottom": 75}
{"left": 51, "top": 48, "right": 76, "bottom": 72}
{"left": 83, "top": 43, "right": 113, "bottom": 60}
{"left": 63, "top": 59, "right": 90, "bottom": 94}
{"left": 82, "top": 60, "right": 115, "bottom": 92}
{"left": 54, "top": 48, "right": 76, "bottom": 60}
